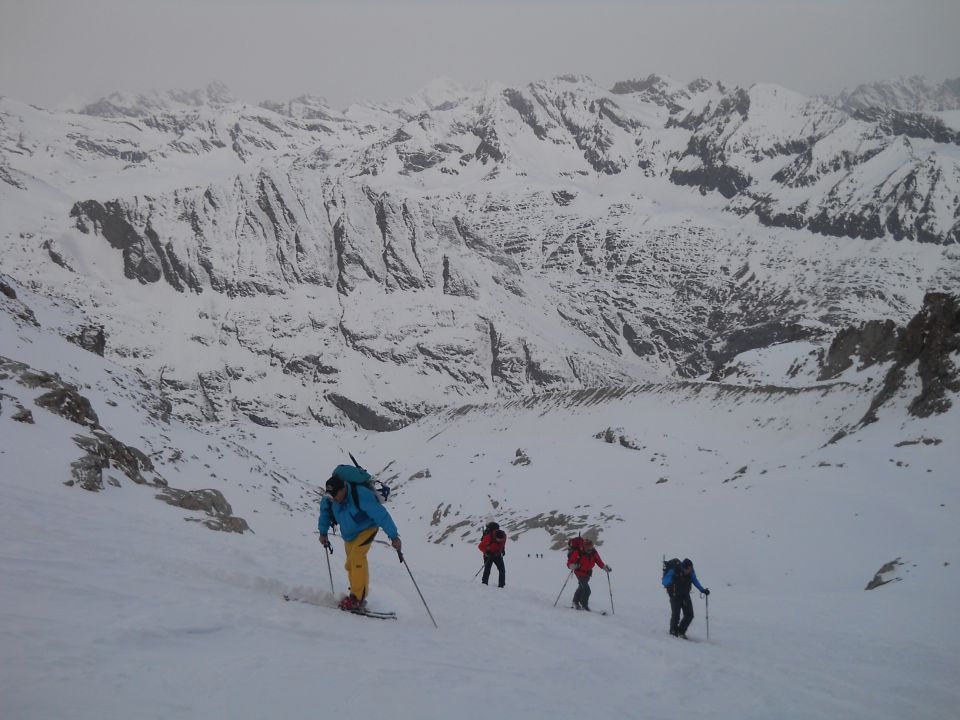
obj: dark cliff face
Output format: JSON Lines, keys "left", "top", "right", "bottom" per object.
{"left": 896, "top": 293, "right": 960, "bottom": 418}
{"left": 71, "top": 200, "right": 164, "bottom": 285}
{"left": 818, "top": 320, "right": 900, "bottom": 381}
{"left": 851, "top": 293, "right": 960, "bottom": 423}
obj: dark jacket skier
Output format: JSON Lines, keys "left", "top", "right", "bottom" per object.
{"left": 478, "top": 522, "right": 507, "bottom": 587}
{"left": 567, "top": 537, "right": 610, "bottom": 611}
{"left": 662, "top": 558, "right": 710, "bottom": 638}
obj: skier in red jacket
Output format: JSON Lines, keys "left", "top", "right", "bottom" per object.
{"left": 567, "top": 537, "right": 610, "bottom": 611}
{"left": 478, "top": 522, "right": 507, "bottom": 587}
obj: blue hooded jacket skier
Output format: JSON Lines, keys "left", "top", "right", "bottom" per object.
{"left": 318, "top": 466, "right": 401, "bottom": 611}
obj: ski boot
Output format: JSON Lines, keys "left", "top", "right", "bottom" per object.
{"left": 338, "top": 594, "right": 362, "bottom": 612}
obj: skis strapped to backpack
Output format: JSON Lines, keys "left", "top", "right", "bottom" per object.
{"left": 334, "top": 454, "right": 391, "bottom": 507}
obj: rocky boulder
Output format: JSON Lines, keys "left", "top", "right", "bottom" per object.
{"left": 155, "top": 487, "right": 250, "bottom": 533}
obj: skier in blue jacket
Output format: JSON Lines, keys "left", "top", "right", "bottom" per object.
{"left": 318, "top": 473, "right": 401, "bottom": 611}
{"left": 662, "top": 558, "right": 710, "bottom": 638}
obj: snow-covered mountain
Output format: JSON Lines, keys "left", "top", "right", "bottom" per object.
{"left": 1, "top": 75, "right": 959, "bottom": 430}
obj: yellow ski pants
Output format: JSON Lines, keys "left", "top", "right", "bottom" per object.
{"left": 344, "top": 527, "right": 378, "bottom": 601}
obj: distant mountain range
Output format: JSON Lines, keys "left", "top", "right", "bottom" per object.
{"left": 1, "top": 74, "right": 958, "bottom": 429}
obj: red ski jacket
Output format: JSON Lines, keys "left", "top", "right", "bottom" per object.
{"left": 568, "top": 547, "right": 605, "bottom": 577}
{"left": 479, "top": 531, "right": 507, "bottom": 555}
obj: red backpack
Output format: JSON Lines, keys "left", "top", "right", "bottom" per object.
{"left": 480, "top": 528, "right": 507, "bottom": 554}
{"left": 567, "top": 536, "right": 585, "bottom": 563}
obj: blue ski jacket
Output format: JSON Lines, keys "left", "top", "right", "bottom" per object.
{"left": 662, "top": 567, "right": 706, "bottom": 594}
{"left": 318, "top": 484, "right": 399, "bottom": 542}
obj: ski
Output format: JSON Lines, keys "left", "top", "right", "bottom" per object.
{"left": 283, "top": 594, "right": 396, "bottom": 619}
{"left": 568, "top": 605, "right": 607, "bottom": 616}
{"left": 351, "top": 608, "right": 397, "bottom": 620}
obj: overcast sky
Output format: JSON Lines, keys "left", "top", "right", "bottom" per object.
{"left": 1, "top": 0, "right": 957, "bottom": 110}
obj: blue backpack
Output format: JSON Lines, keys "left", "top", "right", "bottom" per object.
{"left": 332, "top": 464, "right": 391, "bottom": 508}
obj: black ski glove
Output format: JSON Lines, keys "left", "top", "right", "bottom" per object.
{"left": 703, "top": 588, "right": 710, "bottom": 596}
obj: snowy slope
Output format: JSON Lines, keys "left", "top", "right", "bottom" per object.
{"left": 2, "top": 273, "right": 958, "bottom": 720}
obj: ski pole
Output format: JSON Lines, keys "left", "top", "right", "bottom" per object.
{"left": 474, "top": 564, "right": 484, "bottom": 580}
{"left": 606, "top": 570, "right": 615, "bottom": 616}
{"left": 553, "top": 570, "right": 574, "bottom": 607}
{"left": 323, "top": 542, "right": 335, "bottom": 594}
{"left": 315, "top": 529, "right": 335, "bottom": 594}
{"left": 705, "top": 594, "right": 710, "bottom": 640}
{"left": 397, "top": 549, "right": 438, "bottom": 629}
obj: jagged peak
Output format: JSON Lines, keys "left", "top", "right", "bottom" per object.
{"left": 259, "top": 94, "right": 343, "bottom": 121}
{"left": 386, "top": 76, "right": 475, "bottom": 117}
{"left": 78, "top": 81, "right": 237, "bottom": 118}
{"left": 547, "top": 73, "right": 597, "bottom": 88}
{"left": 610, "top": 73, "right": 681, "bottom": 95}
{"left": 836, "top": 75, "right": 960, "bottom": 114}
{"left": 687, "top": 77, "right": 715, "bottom": 94}
{"left": 417, "top": 76, "right": 471, "bottom": 109}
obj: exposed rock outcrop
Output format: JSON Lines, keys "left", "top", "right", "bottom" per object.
{"left": 860, "top": 293, "right": 960, "bottom": 423}
{"left": 818, "top": 320, "right": 900, "bottom": 380}
{"left": 68, "top": 430, "right": 163, "bottom": 491}
{"left": 66, "top": 325, "right": 106, "bottom": 357}
{"left": 155, "top": 487, "right": 250, "bottom": 533}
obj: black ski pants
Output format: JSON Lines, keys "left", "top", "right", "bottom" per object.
{"left": 669, "top": 593, "right": 694, "bottom": 634}
{"left": 482, "top": 553, "right": 505, "bottom": 587}
{"left": 572, "top": 575, "right": 592, "bottom": 609}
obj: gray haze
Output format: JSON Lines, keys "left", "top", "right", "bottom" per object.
{"left": 1, "top": 0, "right": 958, "bottom": 109}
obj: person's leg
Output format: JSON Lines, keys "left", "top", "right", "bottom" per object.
{"left": 581, "top": 577, "right": 592, "bottom": 610}
{"left": 678, "top": 595, "right": 695, "bottom": 635}
{"left": 344, "top": 527, "right": 378, "bottom": 602}
{"left": 572, "top": 576, "right": 584, "bottom": 607}
{"left": 669, "top": 595, "right": 682, "bottom": 635}
{"left": 481, "top": 556, "right": 493, "bottom": 584}
{"left": 494, "top": 555, "right": 505, "bottom": 587}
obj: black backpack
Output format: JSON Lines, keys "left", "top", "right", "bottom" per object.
{"left": 662, "top": 557, "right": 681, "bottom": 585}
